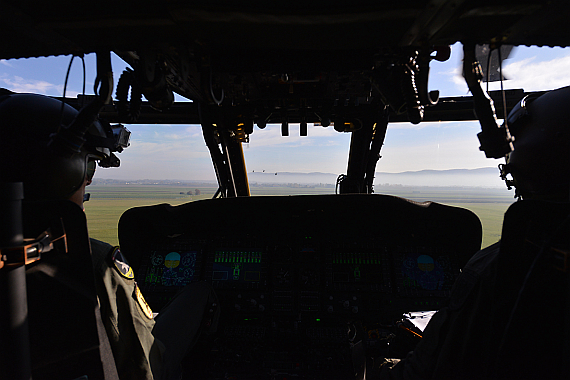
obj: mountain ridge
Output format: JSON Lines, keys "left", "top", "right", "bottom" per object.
{"left": 93, "top": 167, "right": 505, "bottom": 188}
{"left": 247, "top": 167, "right": 503, "bottom": 187}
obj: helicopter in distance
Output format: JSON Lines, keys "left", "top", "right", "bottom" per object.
{"left": 1, "top": 1, "right": 570, "bottom": 379}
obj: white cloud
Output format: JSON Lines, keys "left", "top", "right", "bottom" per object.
{"left": 491, "top": 55, "right": 570, "bottom": 91}
{"left": 0, "top": 60, "right": 13, "bottom": 68}
{"left": 0, "top": 75, "right": 77, "bottom": 96}
{"left": 450, "top": 53, "right": 570, "bottom": 93}
{"left": 451, "top": 66, "right": 469, "bottom": 92}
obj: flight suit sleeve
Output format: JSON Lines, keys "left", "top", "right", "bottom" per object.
{"left": 90, "top": 238, "right": 165, "bottom": 380}
{"left": 368, "top": 308, "right": 453, "bottom": 379}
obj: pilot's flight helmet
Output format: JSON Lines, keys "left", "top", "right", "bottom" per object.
{"left": 0, "top": 89, "right": 129, "bottom": 200}
{"left": 502, "top": 85, "right": 570, "bottom": 200}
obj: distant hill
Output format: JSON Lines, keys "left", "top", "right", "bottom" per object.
{"left": 248, "top": 167, "right": 504, "bottom": 188}
{"left": 93, "top": 167, "right": 506, "bottom": 188}
{"left": 374, "top": 167, "right": 504, "bottom": 188}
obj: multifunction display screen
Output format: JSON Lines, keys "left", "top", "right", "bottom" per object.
{"left": 397, "top": 251, "right": 455, "bottom": 294}
{"left": 143, "top": 250, "right": 198, "bottom": 287}
{"left": 212, "top": 250, "right": 262, "bottom": 283}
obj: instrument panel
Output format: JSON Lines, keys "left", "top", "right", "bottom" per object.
{"left": 137, "top": 242, "right": 458, "bottom": 316}
{"left": 119, "top": 194, "right": 482, "bottom": 379}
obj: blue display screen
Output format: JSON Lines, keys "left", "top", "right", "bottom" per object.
{"left": 400, "top": 253, "right": 452, "bottom": 291}
{"left": 144, "top": 250, "right": 198, "bottom": 287}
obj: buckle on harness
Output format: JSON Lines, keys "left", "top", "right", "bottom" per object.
{"left": 552, "top": 247, "right": 570, "bottom": 273}
{"left": 0, "top": 229, "right": 66, "bottom": 269}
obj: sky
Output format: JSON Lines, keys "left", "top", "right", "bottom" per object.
{"left": 2, "top": 43, "right": 570, "bottom": 183}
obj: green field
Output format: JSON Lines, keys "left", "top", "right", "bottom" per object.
{"left": 84, "top": 185, "right": 218, "bottom": 245}
{"left": 84, "top": 184, "right": 514, "bottom": 248}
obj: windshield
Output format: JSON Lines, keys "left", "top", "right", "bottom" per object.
{"left": 3, "top": 43, "right": 569, "bottom": 247}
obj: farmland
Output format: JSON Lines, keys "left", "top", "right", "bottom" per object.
{"left": 84, "top": 184, "right": 514, "bottom": 248}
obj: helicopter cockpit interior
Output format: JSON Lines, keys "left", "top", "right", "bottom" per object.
{"left": 2, "top": 1, "right": 570, "bottom": 379}
{"left": 116, "top": 192, "right": 482, "bottom": 379}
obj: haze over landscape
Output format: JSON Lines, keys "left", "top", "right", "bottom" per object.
{"left": 93, "top": 167, "right": 507, "bottom": 188}
{"left": 247, "top": 167, "right": 505, "bottom": 188}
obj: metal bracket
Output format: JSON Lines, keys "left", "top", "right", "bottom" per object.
{"left": 463, "top": 43, "right": 514, "bottom": 159}
{"left": 0, "top": 230, "right": 65, "bottom": 269}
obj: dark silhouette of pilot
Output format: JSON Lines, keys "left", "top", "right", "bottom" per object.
{"left": 0, "top": 89, "right": 219, "bottom": 380}
{"left": 368, "top": 85, "right": 570, "bottom": 380}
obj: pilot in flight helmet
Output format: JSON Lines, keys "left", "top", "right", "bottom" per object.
{"left": 0, "top": 89, "right": 130, "bottom": 201}
{"left": 500, "top": 85, "right": 570, "bottom": 201}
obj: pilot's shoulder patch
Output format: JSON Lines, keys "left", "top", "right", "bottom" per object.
{"left": 134, "top": 283, "right": 154, "bottom": 319}
{"left": 111, "top": 247, "right": 134, "bottom": 279}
